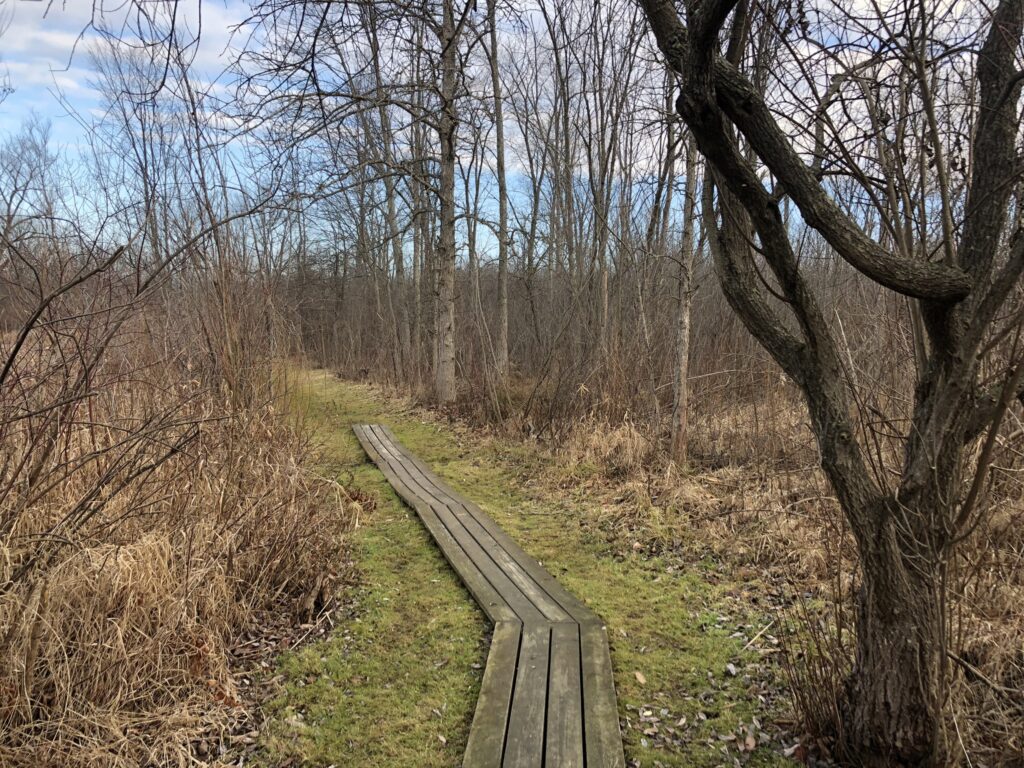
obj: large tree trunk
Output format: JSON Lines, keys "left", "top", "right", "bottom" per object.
{"left": 843, "top": 499, "right": 944, "bottom": 766}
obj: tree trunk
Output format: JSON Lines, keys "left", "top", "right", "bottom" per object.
{"left": 844, "top": 504, "right": 943, "bottom": 767}
{"left": 487, "top": 0, "right": 509, "bottom": 378}
{"left": 365, "top": 6, "right": 411, "bottom": 377}
{"left": 465, "top": 152, "right": 486, "bottom": 369}
{"left": 433, "top": 0, "right": 458, "bottom": 404}
{"left": 670, "top": 139, "right": 698, "bottom": 465}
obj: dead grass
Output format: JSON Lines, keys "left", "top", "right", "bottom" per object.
{"left": 0, "top": 300, "right": 358, "bottom": 766}
{"left": 548, "top": 391, "right": 1024, "bottom": 766}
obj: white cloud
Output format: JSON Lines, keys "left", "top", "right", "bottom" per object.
{"left": 0, "top": 0, "right": 250, "bottom": 147}
{"left": 3, "top": 59, "right": 88, "bottom": 92}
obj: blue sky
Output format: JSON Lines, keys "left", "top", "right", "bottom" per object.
{"left": 0, "top": 0, "right": 248, "bottom": 150}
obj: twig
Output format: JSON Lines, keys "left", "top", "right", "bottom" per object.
{"left": 743, "top": 620, "right": 775, "bottom": 651}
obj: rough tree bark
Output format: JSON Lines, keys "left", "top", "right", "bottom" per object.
{"left": 639, "top": 0, "right": 1024, "bottom": 764}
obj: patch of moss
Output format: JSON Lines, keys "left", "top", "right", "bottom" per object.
{"left": 259, "top": 370, "right": 795, "bottom": 767}
{"left": 259, "top": 373, "right": 485, "bottom": 766}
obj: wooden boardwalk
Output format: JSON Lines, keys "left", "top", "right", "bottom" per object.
{"left": 353, "top": 424, "right": 626, "bottom": 768}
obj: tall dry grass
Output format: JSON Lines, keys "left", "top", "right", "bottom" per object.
{"left": 551, "top": 373, "right": 1023, "bottom": 764}
{"left": 0, "top": 254, "right": 356, "bottom": 767}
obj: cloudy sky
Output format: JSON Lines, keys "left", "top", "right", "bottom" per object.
{"left": 0, "top": 0, "right": 247, "bottom": 149}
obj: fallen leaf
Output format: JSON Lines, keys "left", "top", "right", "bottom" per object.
{"left": 634, "top": 671, "right": 647, "bottom": 685}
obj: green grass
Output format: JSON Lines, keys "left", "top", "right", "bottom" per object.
{"left": 259, "top": 370, "right": 795, "bottom": 767}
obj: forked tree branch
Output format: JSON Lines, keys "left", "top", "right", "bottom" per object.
{"left": 639, "top": 0, "right": 974, "bottom": 302}
{"left": 701, "top": 176, "right": 804, "bottom": 379}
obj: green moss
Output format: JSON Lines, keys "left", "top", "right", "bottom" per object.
{"left": 259, "top": 370, "right": 795, "bottom": 767}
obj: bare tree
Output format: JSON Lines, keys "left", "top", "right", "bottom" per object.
{"left": 486, "top": 0, "right": 510, "bottom": 378}
{"left": 432, "top": 0, "right": 463, "bottom": 403}
{"left": 640, "top": 0, "right": 1024, "bottom": 763}
{"left": 670, "top": 137, "right": 698, "bottom": 465}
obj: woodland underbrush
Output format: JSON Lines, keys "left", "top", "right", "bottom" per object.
{"left": 334, "top": 319, "right": 1024, "bottom": 764}
{"left": 551, "top": 391, "right": 1024, "bottom": 766}
{"left": 0, "top": 298, "right": 357, "bottom": 767}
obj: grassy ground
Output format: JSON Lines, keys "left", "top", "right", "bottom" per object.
{"left": 258, "top": 370, "right": 795, "bottom": 767}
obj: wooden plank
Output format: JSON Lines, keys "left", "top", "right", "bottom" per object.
{"left": 463, "top": 620, "right": 522, "bottom": 768}
{"left": 580, "top": 621, "right": 626, "bottom": 768}
{"left": 353, "top": 425, "right": 517, "bottom": 624}
{"left": 377, "top": 425, "right": 596, "bottom": 624}
{"left": 451, "top": 504, "right": 572, "bottom": 622}
{"left": 502, "top": 623, "right": 551, "bottom": 768}
{"left": 360, "top": 426, "right": 548, "bottom": 626}
{"left": 371, "top": 427, "right": 572, "bottom": 623}
{"left": 354, "top": 424, "right": 626, "bottom": 768}
{"left": 545, "top": 622, "right": 585, "bottom": 768}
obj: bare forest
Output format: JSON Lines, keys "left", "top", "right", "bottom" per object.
{"left": 1, "top": 0, "right": 1022, "bottom": 767}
